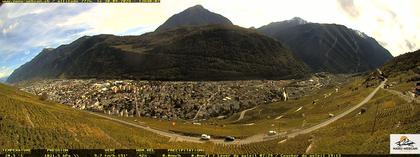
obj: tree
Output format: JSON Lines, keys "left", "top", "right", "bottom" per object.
{"left": 39, "top": 92, "right": 48, "bottom": 101}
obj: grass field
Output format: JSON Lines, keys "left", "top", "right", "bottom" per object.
{"left": 386, "top": 70, "right": 417, "bottom": 92}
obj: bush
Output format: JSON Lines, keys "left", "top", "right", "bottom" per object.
{"left": 360, "top": 107, "right": 367, "bottom": 114}
{"left": 39, "top": 92, "right": 48, "bottom": 101}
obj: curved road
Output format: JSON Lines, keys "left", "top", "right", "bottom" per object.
{"left": 284, "top": 79, "right": 386, "bottom": 138}
{"left": 86, "top": 111, "right": 205, "bottom": 143}
{"left": 384, "top": 88, "right": 420, "bottom": 104}
{"left": 233, "top": 106, "right": 257, "bottom": 123}
{"left": 86, "top": 79, "right": 387, "bottom": 145}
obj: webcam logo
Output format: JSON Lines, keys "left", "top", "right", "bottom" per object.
{"left": 390, "top": 134, "right": 420, "bottom": 154}
{"left": 395, "top": 136, "right": 415, "bottom": 147}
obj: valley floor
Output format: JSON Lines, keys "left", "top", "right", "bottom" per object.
{"left": 0, "top": 73, "right": 418, "bottom": 154}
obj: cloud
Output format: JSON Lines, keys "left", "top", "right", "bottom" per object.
{"left": 59, "top": 3, "right": 171, "bottom": 34}
{"left": 337, "top": 0, "right": 360, "bottom": 18}
{"left": 2, "top": 22, "right": 19, "bottom": 34}
{"left": 0, "top": 66, "right": 13, "bottom": 78}
{"left": 0, "top": 4, "right": 96, "bottom": 75}
{"left": 0, "top": 3, "right": 170, "bottom": 75}
{"left": 405, "top": 40, "right": 417, "bottom": 51}
{"left": 386, "top": 9, "right": 397, "bottom": 20}
{"left": 378, "top": 41, "right": 388, "bottom": 47}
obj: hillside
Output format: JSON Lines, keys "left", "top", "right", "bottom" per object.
{"left": 7, "top": 25, "right": 308, "bottom": 83}
{"left": 258, "top": 17, "right": 393, "bottom": 73}
{"left": 381, "top": 49, "right": 420, "bottom": 77}
{"left": 155, "top": 5, "right": 232, "bottom": 32}
{"left": 0, "top": 83, "right": 171, "bottom": 148}
{"left": 378, "top": 49, "right": 420, "bottom": 94}
{"left": 310, "top": 89, "right": 419, "bottom": 153}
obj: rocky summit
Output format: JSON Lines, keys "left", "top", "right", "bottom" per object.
{"left": 155, "top": 5, "right": 233, "bottom": 32}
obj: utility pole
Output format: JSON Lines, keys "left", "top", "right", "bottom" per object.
{"left": 135, "top": 86, "right": 141, "bottom": 117}
{"left": 371, "top": 102, "right": 380, "bottom": 135}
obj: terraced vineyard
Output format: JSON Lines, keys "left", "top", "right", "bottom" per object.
{"left": 376, "top": 102, "right": 414, "bottom": 119}
{"left": 307, "top": 90, "right": 419, "bottom": 154}
{"left": 0, "top": 83, "right": 171, "bottom": 148}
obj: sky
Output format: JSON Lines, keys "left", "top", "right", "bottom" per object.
{"left": 0, "top": 0, "right": 419, "bottom": 78}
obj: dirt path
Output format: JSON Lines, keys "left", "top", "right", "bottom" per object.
{"left": 305, "top": 143, "right": 313, "bottom": 153}
{"left": 98, "top": 127, "right": 125, "bottom": 148}
{"left": 233, "top": 106, "right": 257, "bottom": 123}
{"left": 23, "top": 107, "right": 35, "bottom": 128}
{"left": 85, "top": 79, "right": 387, "bottom": 145}
{"left": 384, "top": 89, "right": 420, "bottom": 104}
{"left": 193, "top": 86, "right": 220, "bottom": 120}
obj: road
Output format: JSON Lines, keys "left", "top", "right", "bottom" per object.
{"left": 233, "top": 106, "right": 257, "bottom": 123}
{"left": 284, "top": 79, "right": 386, "bottom": 138}
{"left": 85, "top": 111, "right": 205, "bottom": 143}
{"left": 384, "top": 88, "right": 420, "bottom": 104}
{"left": 85, "top": 79, "right": 387, "bottom": 145}
{"left": 193, "top": 86, "right": 220, "bottom": 120}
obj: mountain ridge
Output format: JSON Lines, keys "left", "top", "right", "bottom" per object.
{"left": 7, "top": 24, "right": 308, "bottom": 83}
{"left": 8, "top": 8, "right": 394, "bottom": 83}
{"left": 257, "top": 17, "right": 393, "bottom": 73}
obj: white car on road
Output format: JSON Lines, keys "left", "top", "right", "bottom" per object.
{"left": 268, "top": 130, "right": 277, "bottom": 136}
{"left": 201, "top": 134, "right": 211, "bottom": 140}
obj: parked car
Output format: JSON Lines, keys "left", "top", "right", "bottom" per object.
{"left": 201, "top": 134, "right": 211, "bottom": 140}
{"left": 268, "top": 130, "right": 277, "bottom": 136}
{"left": 225, "top": 136, "right": 235, "bottom": 141}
